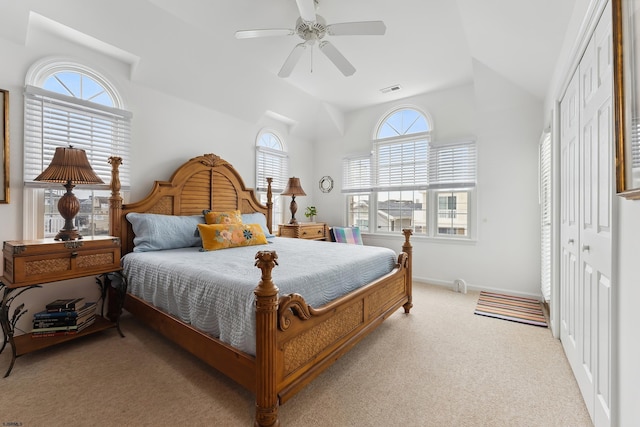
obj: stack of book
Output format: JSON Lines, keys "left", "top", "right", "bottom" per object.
{"left": 31, "top": 298, "right": 97, "bottom": 338}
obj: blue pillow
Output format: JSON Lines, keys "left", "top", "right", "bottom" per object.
{"left": 241, "top": 212, "right": 275, "bottom": 238}
{"left": 126, "top": 213, "right": 205, "bottom": 252}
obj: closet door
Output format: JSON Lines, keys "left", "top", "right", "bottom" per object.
{"left": 559, "top": 4, "right": 612, "bottom": 426}
{"left": 580, "top": 10, "right": 613, "bottom": 425}
{"left": 560, "top": 67, "right": 580, "bottom": 380}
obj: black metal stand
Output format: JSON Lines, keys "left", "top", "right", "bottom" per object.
{"left": 0, "top": 282, "right": 40, "bottom": 377}
{"left": 0, "top": 271, "right": 127, "bottom": 378}
{"left": 96, "top": 271, "right": 128, "bottom": 338}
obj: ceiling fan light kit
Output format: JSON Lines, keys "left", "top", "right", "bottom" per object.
{"left": 235, "top": 0, "right": 385, "bottom": 77}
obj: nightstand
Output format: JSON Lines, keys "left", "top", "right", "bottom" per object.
{"left": 278, "top": 222, "right": 328, "bottom": 240}
{"left": 0, "top": 236, "right": 126, "bottom": 377}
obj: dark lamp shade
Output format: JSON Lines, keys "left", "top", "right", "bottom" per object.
{"left": 34, "top": 146, "right": 104, "bottom": 184}
{"left": 281, "top": 177, "right": 306, "bottom": 196}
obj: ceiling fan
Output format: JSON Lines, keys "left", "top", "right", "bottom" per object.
{"left": 234, "top": 0, "right": 386, "bottom": 77}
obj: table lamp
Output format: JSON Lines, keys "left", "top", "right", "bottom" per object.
{"left": 34, "top": 146, "right": 104, "bottom": 241}
{"left": 281, "top": 177, "right": 306, "bottom": 224}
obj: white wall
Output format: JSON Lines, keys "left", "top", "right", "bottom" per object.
{"left": 313, "top": 61, "right": 544, "bottom": 297}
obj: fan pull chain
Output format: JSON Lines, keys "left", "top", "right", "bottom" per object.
{"left": 310, "top": 45, "right": 314, "bottom": 73}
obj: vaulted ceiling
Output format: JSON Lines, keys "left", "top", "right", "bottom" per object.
{"left": 4, "top": 0, "right": 582, "bottom": 141}
{"left": 149, "top": 0, "right": 578, "bottom": 112}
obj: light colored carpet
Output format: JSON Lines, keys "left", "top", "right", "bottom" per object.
{"left": 0, "top": 283, "right": 592, "bottom": 426}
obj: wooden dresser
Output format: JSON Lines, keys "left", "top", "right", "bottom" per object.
{"left": 278, "top": 222, "right": 328, "bottom": 240}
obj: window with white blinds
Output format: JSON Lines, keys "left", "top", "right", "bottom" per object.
{"left": 256, "top": 145, "right": 289, "bottom": 192}
{"left": 342, "top": 106, "right": 476, "bottom": 238}
{"left": 631, "top": 117, "right": 640, "bottom": 168}
{"left": 342, "top": 155, "right": 371, "bottom": 193}
{"left": 23, "top": 62, "right": 132, "bottom": 239}
{"left": 24, "top": 84, "right": 131, "bottom": 189}
{"left": 539, "top": 130, "right": 552, "bottom": 301}
{"left": 428, "top": 140, "right": 476, "bottom": 189}
{"left": 374, "top": 138, "right": 428, "bottom": 191}
{"left": 255, "top": 131, "right": 288, "bottom": 231}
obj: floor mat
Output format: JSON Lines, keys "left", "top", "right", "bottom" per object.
{"left": 474, "top": 291, "right": 547, "bottom": 327}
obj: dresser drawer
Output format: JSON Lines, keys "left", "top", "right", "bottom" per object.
{"left": 297, "top": 224, "right": 326, "bottom": 239}
{"left": 3, "top": 236, "right": 121, "bottom": 288}
{"left": 278, "top": 223, "right": 327, "bottom": 240}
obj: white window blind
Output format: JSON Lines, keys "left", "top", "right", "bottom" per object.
{"left": 539, "top": 130, "right": 552, "bottom": 301}
{"left": 342, "top": 155, "right": 371, "bottom": 193}
{"left": 631, "top": 116, "right": 640, "bottom": 168}
{"left": 256, "top": 146, "right": 288, "bottom": 193}
{"left": 428, "top": 140, "right": 476, "bottom": 189}
{"left": 24, "top": 85, "right": 131, "bottom": 189}
{"left": 373, "top": 137, "right": 428, "bottom": 191}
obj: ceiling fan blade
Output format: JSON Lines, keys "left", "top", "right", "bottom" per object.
{"left": 295, "top": 0, "right": 317, "bottom": 23}
{"left": 278, "top": 43, "right": 308, "bottom": 78}
{"left": 326, "top": 21, "right": 386, "bottom": 36}
{"left": 319, "top": 41, "right": 356, "bottom": 76}
{"left": 235, "top": 29, "right": 294, "bottom": 39}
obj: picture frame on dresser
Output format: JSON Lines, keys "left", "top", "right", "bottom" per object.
{"left": 613, "top": 0, "right": 640, "bottom": 199}
{"left": 0, "top": 88, "right": 8, "bottom": 204}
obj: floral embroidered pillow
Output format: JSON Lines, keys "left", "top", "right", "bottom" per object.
{"left": 197, "top": 223, "right": 268, "bottom": 251}
{"left": 203, "top": 209, "right": 243, "bottom": 225}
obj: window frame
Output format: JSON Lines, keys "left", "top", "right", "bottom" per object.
{"left": 255, "top": 129, "right": 289, "bottom": 232}
{"left": 23, "top": 58, "right": 131, "bottom": 239}
{"left": 343, "top": 106, "right": 477, "bottom": 240}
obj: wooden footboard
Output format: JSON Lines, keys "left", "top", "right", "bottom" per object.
{"left": 254, "top": 229, "right": 413, "bottom": 426}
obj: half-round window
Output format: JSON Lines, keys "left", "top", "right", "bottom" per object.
{"left": 257, "top": 131, "right": 284, "bottom": 151}
{"left": 376, "top": 108, "right": 430, "bottom": 139}
{"left": 42, "top": 71, "right": 115, "bottom": 107}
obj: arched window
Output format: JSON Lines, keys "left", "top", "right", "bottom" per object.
{"left": 24, "top": 58, "right": 132, "bottom": 239}
{"left": 343, "top": 106, "right": 476, "bottom": 238}
{"left": 255, "top": 130, "right": 288, "bottom": 231}
{"left": 376, "top": 108, "right": 430, "bottom": 139}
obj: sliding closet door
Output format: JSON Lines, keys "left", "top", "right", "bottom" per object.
{"left": 559, "top": 4, "right": 612, "bottom": 426}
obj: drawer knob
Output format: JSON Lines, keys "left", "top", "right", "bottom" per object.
{"left": 70, "top": 251, "right": 78, "bottom": 258}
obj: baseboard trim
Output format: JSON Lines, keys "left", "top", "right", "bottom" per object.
{"left": 412, "top": 276, "right": 543, "bottom": 300}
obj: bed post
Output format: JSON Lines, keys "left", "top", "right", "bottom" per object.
{"left": 402, "top": 228, "right": 413, "bottom": 313}
{"left": 108, "top": 156, "right": 123, "bottom": 238}
{"left": 254, "top": 250, "right": 280, "bottom": 427}
{"left": 266, "top": 178, "right": 273, "bottom": 235}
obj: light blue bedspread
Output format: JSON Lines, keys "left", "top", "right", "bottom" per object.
{"left": 121, "top": 237, "right": 397, "bottom": 355}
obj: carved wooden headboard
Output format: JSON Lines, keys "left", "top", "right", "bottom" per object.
{"left": 108, "top": 153, "right": 273, "bottom": 256}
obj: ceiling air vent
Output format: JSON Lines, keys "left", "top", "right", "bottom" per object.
{"left": 380, "top": 84, "right": 402, "bottom": 94}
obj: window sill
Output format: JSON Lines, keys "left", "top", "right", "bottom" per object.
{"left": 361, "top": 232, "right": 477, "bottom": 245}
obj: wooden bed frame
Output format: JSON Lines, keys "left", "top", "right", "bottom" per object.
{"left": 108, "top": 153, "right": 413, "bottom": 426}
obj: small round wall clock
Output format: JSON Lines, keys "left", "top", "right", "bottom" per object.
{"left": 319, "top": 176, "right": 334, "bottom": 193}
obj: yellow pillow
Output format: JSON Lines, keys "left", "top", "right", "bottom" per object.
{"left": 198, "top": 223, "right": 268, "bottom": 251}
{"left": 204, "top": 210, "right": 243, "bottom": 225}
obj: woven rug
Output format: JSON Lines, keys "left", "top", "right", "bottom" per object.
{"left": 474, "top": 291, "right": 547, "bottom": 327}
